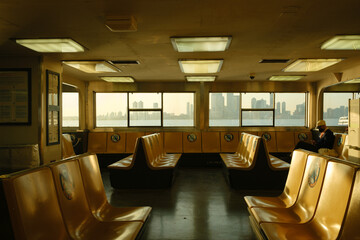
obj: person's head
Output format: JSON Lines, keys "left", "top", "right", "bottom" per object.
{"left": 316, "top": 120, "right": 327, "bottom": 132}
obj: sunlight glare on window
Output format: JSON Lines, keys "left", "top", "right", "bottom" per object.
{"left": 95, "top": 93, "right": 127, "bottom": 127}
{"left": 62, "top": 92, "right": 79, "bottom": 127}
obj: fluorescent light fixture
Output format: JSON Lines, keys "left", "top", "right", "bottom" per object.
{"left": 186, "top": 76, "right": 216, "bottom": 82}
{"left": 321, "top": 35, "right": 360, "bottom": 50}
{"left": 100, "top": 76, "right": 135, "bottom": 82}
{"left": 344, "top": 78, "right": 360, "bottom": 84}
{"left": 179, "top": 60, "right": 223, "bottom": 73}
{"left": 63, "top": 61, "right": 120, "bottom": 73}
{"left": 171, "top": 36, "right": 231, "bottom": 52}
{"left": 269, "top": 75, "right": 305, "bottom": 81}
{"left": 15, "top": 38, "right": 84, "bottom": 53}
{"left": 283, "top": 59, "right": 343, "bottom": 72}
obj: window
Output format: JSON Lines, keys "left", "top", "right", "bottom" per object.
{"left": 275, "top": 93, "right": 306, "bottom": 126}
{"left": 62, "top": 92, "right": 79, "bottom": 127}
{"left": 323, "top": 92, "right": 352, "bottom": 126}
{"left": 95, "top": 92, "right": 195, "bottom": 127}
{"left": 163, "top": 93, "right": 194, "bottom": 127}
{"left": 96, "top": 93, "right": 127, "bottom": 127}
{"left": 209, "top": 92, "right": 307, "bottom": 127}
{"left": 129, "top": 93, "right": 161, "bottom": 127}
{"left": 209, "top": 93, "right": 240, "bottom": 126}
{"left": 241, "top": 93, "right": 274, "bottom": 126}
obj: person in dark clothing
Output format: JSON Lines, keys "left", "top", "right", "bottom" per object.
{"left": 294, "top": 120, "right": 335, "bottom": 153}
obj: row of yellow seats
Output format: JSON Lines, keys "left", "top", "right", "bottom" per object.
{"left": 0, "top": 154, "right": 151, "bottom": 239}
{"left": 245, "top": 149, "right": 360, "bottom": 239}
{"left": 220, "top": 133, "right": 290, "bottom": 189}
{"left": 108, "top": 134, "right": 180, "bottom": 188}
{"left": 86, "top": 131, "right": 314, "bottom": 154}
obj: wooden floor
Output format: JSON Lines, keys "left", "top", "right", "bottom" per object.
{"left": 102, "top": 165, "right": 281, "bottom": 240}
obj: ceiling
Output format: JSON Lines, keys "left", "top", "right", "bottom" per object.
{"left": 1, "top": 0, "right": 360, "bottom": 82}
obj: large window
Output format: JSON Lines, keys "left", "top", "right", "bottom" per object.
{"left": 62, "top": 92, "right": 79, "bottom": 127}
{"left": 209, "top": 93, "right": 240, "bottom": 127}
{"left": 163, "top": 93, "right": 194, "bottom": 127}
{"left": 95, "top": 92, "right": 195, "bottom": 127}
{"left": 323, "top": 92, "right": 355, "bottom": 126}
{"left": 96, "top": 93, "right": 127, "bottom": 127}
{"left": 275, "top": 93, "right": 306, "bottom": 126}
{"left": 209, "top": 92, "right": 307, "bottom": 127}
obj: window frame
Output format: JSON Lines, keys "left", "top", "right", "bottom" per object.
{"left": 94, "top": 91, "right": 195, "bottom": 128}
{"left": 322, "top": 91, "right": 357, "bottom": 127}
{"left": 209, "top": 91, "right": 308, "bottom": 127}
{"left": 62, "top": 91, "right": 80, "bottom": 129}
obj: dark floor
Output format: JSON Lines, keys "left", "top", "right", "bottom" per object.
{"left": 101, "top": 167, "right": 280, "bottom": 240}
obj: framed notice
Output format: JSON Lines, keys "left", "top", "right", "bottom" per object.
{"left": 46, "top": 70, "right": 60, "bottom": 145}
{"left": 0, "top": 69, "right": 31, "bottom": 125}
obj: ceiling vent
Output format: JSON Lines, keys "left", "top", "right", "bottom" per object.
{"left": 260, "top": 59, "right": 290, "bottom": 63}
{"left": 105, "top": 16, "right": 137, "bottom": 32}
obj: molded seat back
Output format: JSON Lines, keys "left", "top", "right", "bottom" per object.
{"left": 339, "top": 169, "right": 360, "bottom": 239}
{"left": 48, "top": 159, "right": 93, "bottom": 238}
{"left": 311, "top": 161, "right": 356, "bottom": 238}
{"left": 77, "top": 154, "right": 107, "bottom": 215}
{"left": 290, "top": 154, "right": 328, "bottom": 221}
{"left": 62, "top": 134, "right": 75, "bottom": 159}
{"left": 2, "top": 167, "right": 68, "bottom": 239}
{"left": 278, "top": 149, "right": 310, "bottom": 205}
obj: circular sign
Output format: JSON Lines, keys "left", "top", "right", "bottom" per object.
{"left": 59, "top": 170, "right": 74, "bottom": 200}
{"left": 111, "top": 134, "right": 121, "bottom": 143}
{"left": 308, "top": 162, "right": 320, "bottom": 188}
{"left": 337, "top": 136, "right": 343, "bottom": 146}
{"left": 298, "top": 133, "right": 308, "bottom": 141}
{"left": 187, "top": 133, "right": 197, "bottom": 142}
{"left": 262, "top": 133, "right": 271, "bottom": 142}
{"left": 224, "top": 133, "right": 234, "bottom": 142}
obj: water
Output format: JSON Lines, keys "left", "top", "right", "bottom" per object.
{"left": 64, "top": 118, "right": 344, "bottom": 128}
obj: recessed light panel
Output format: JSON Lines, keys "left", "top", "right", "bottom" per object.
{"left": 15, "top": 38, "right": 84, "bottom": 52}
{"left": 171, "top": 37, "right": 231, "bottom": 52}
{"left": 179, "top": 60, "right": 223, "bottom": 73}
{"left": 283, "top": 59, "right": 343, "bottom": 72}
{"left": 269, "top": 75, "right": 305, "bottom": 81}
{"left": 186, "top": 76, "right": 216, "bottom": 82}
{"left": 344, "top": 78, "right": 360, "bottom": 84}
{"left": 100, "top": 76, "right": 134, "bottom": 82}
{"left": 321, "top": 35, "right": 360, "bottom": 50}
{"left": 63, "top": 61, "right": 120, "bottom": 73}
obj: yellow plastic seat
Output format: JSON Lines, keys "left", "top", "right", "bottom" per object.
{"left": 49, "top": 159, "right": 143, "bottom": 240}
{"left": 250, "top": 154, "right": 329, "bottom": 225}
{"left": 338, "top": 170, "right": 360, "bottom": 239}
{"left": 78, "top": 154, "right": 152, "bottom": 222}
{"left": 62, "top": 134, "right": 75, "bottom": 159}
{"left": 244, "top": 149, "right": 310, "bottom": 208}
{"left": 1, "top": 167, "right": 69, "bottom": 239}
{"left": 261, "top": 161, "right": 358, "bottom": 240}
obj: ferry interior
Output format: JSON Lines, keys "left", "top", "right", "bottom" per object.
{"left": 1, "top": 0, "right": 360, "bottom": 239}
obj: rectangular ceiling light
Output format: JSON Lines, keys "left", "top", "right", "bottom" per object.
{"left": 344, "top": 78, "right": 360, "bottom": 84}
{"left": 321, "top": 35, "right": 360, "bottom": 50}
{"left": 269, "top": 75, "right": 305, "bottom": 81}
{"left": 171, "top": 37, "right": 231, "bottom": 52}
{"left": 186, "top": 76, "right": 216, "bottom": 82}
{"left": 63, "top": 61, "right": 120, "bottom": 73}
{"left": 100, "top": 76, "right": 134, "bottom": 82}
{"left": 179, "top": 60, "right": 223, "bottom": 73}
{"left": 15, "top": 38, "right": 84, "bottom": 52}
{"left": 283, "top": 59, "right": 343, "bottom": 72}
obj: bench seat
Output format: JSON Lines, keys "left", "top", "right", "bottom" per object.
{"left": 221, "top": 133, "right": 289, "bottom": 189}
{"left": 109, "top": 133, "right": 181, "bottom": 188}
{"left": 245, "top": 150, "right": 311, "bottom": 209}
{"left": 260, "top": 160, "right": 359, "bottom": 240}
